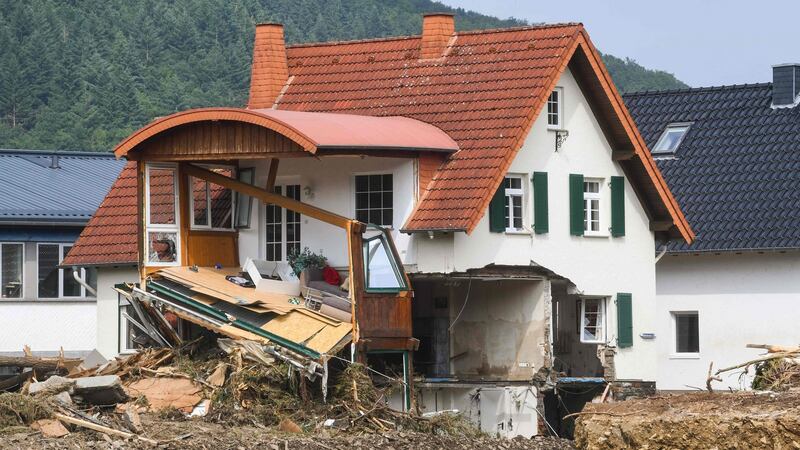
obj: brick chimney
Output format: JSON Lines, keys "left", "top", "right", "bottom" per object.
{"left": 247, "top": 23, "right": 289, "bottom": 109}
{"left": 420, "top": 13, "right": 455, "bottom": 59}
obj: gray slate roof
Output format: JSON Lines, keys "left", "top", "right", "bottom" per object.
{"left": 623, "top": 83, "right": 800, "bottom": 252}
{"left": 0, "top": 149, "right": 126, "bottom": 224}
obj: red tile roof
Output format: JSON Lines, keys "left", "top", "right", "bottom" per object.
{"left": 63, "top": 161, "right": 138, "bottom": 266}
{"left": 65, "top": 22, "right": 692, "bottom": 266}
{"left": 276, "top": 24, "right": 690, "bottom": 238}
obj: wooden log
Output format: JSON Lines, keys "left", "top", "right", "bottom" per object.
{"left": 54, "top": 413, "right": 157, "bottom": 444}
{"left": 0, "top": 356, "right": 80, "bottom": 372}
{"left": 746, "top": 344, "right": 800, "bottom": 353}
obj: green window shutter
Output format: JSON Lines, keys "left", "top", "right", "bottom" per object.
{"left": 532, "top": 172, "right": 548, "bottom": 234}
{"left": 617, "top": 293, "right": 633, "bottom": 348}
{"left": 569, "top": 174, "right": 584, "bottom": 236}
{"left": 611, "top": 176, "right": 625, "bottom": 237}
{"left": 488, "top": 182, "right": 506, "bottom": 233}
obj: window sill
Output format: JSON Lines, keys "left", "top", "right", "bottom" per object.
{"left": 505, "top": 229, "right": 531, "bottom": 235}
{"left": 0, "top": 297, "right": 97, "bottom": 303}
{"left": 583, "top": 232, "right": 609, "bottom": 238}
{"left": 547, "top": 127, "right": 566, "bottom": 132}
{"left": 669, "top": 353, "right": 701, "bottom": 360}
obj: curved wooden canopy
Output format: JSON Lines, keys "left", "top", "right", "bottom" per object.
{"left": 114, "top": 107, "right": 460, "bottom": 158}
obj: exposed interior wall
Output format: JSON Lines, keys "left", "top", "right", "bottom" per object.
{"left": 95, "top": 266, "right": 139, "bottom": 359}
{"left": 656, "top": 252, "right": 800, "bottom": 390}
{"left": 448, "top": 279, "right": 547, "bottom": 381}
{"left": 411, "top": 67, "right": 659, "bottom": 382}
{"left": 238, "top": 156, "right": 416, "bottom": 268}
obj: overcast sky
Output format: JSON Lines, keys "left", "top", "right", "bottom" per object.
{"left": 440, "top": 0, "right": 799, "bottom": 87}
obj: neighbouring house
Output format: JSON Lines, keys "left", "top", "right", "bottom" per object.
{"left": 64, "top": 14, "right": 692, "bottom": 437}
{"left": 624, "top": 64, "right": 800, "bottom": 391}
{"left": 0, "top": 149, "right": 125, "bottom": 357}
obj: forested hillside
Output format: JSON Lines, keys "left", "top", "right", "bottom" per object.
{"left": 0, "top": 0, "right": 688, "bottom": 151}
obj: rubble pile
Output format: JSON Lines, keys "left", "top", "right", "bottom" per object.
{"left": 0, "top": 337, "right": 488, "bottom": 446}
{"left": 714, "top": 344, "right": 800, "bottom": 391}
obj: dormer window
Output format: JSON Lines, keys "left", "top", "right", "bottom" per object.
{"left": 653, "top": 123, "right": 691, "bottom": 154}
{"left": 547, "top": 87, "right": 563, "bottom": 129}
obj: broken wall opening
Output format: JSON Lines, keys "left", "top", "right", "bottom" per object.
{"left": 411, "top": 273, "right": 548, "bottom": 381}
{"left": 551, "top": 280, "right": 605, "bottom": 378}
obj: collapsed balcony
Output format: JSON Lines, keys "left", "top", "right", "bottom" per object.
{"left": 108, "top": 107, "right": 461, "bottom": 407}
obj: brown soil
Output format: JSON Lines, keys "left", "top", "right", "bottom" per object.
{"left": 0, "top": 413, "right": 576, "bottom": 450}
{"left": 574, "top": 391, "right": 800, "bottom": 450}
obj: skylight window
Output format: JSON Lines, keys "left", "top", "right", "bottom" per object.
{"left": 652, "top": 123, "right": 691, "bottom": 154}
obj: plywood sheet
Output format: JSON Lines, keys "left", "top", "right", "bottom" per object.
{"left": 190, "top": 293, "right": 219, "bottom": 306}
{"left": 296, "top": 307, "right": 340, "bottom": 326}
{"left": 306, "top": 322, "right": 353, "bottom": 354}
{"left": 218, "top": 324, "right": 270, "bottom": 343}
{"left": 261, "top": 312, "right": 327, "bottom": 343}
{"left": 159, "top": 266, "right": 297, "bottom": 313}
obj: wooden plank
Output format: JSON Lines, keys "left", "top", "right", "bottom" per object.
{"left": 266, "top": 158, "right": 279, "bottom": 191}
{"left": 183, "top": 164, "right": 355, "bottom": 230}
{"left": 190, "top": 293, "right": 219, "bottom": 306}
{"left": 261, "top": 312, "right": 327, "bottom": 343}
{"left": 218, "top": 324, "right": 270, "bottom": 343}
{"left": 306, "top": 323, "right": 353, "bottom": 354}
{"left": 296, "top": 307, "right": 340, "bottom": 326}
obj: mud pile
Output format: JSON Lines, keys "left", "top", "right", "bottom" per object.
{"left": 574, "top": 391, "right": 800, "bottom": 450}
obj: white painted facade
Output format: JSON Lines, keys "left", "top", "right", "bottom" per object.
{"left": 411, "top": 68, "right": 659, "bottom": 382}
{"left": 655, "top": 252, "right": 800, "bottom": 391}
{"left": 94, "top": 266, "right": 139, "bottom": 359}
{"left": 0, "top": 241, "right": 97, "bottom": 357}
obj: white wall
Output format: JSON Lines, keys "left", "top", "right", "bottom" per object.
{"left": 0, "top": 301, "right": 96, "bottom": 356}
{"left": 417, "top": 385, "right": 539, "bottom": 438}
{"left": 412, "top": 68, "right": 659, "bottom": 382}
{"left": 0, "top": 240, "right": 97, "bottom": 356}
{"left": 95, "top": 266, "right": 139, "bottom": 359}
{"left": 238, "top": 156, "right": 416, "bottom": 268}
{"left": 656, "top": 252, "right": 800, "bottom": 390}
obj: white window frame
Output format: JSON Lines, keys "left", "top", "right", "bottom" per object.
{"left": 653, "top": 122, "right": 692, "bottom": 154}
{"left": 0, "top": 242, "right": 25, "bottom": 300}
{"left": 35, "top": 243, "right": 87, "bottom": 299}
{"left": 119, "top": 298, "right": 138, "bottom": 354}
{"left": 671, "top": 311, "right": 700, "bottom": 358}
{"left": 353, "top": 172, "right": 394, "bottom": 228}
{"left": 504, "top": 175, "right": 526, "bottom": 232}
{"left": 583, "top": 178, "right": 605, "bottom": 236}
{"left": 547, "top": 87, "right": 564, "bottom": 130}
{"left": 144, "top": 163, "right": 181, "bottom": 267}
{"left": 189, "top": 166, "right": 236, "bottom": 231}
{"left": 579, "top": 297, "right": 606, "bottom": 344}
{"left": 264, "top": 183, "right": 302, "bottom": 262}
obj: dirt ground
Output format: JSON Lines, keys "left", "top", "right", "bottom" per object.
{"left": 574, "top": 391, "right": 800, "bottom": 450}
{"left": 0, "top": 413, "right": 576, "bottom": 450}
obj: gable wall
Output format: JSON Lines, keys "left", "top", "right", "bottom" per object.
{"left": 412, "top": 68, "right": 659, "bottom": 381}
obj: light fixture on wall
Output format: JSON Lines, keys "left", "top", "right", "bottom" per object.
{"left": 304, "top": 185, "right": 315, "bottom": 200}
{"left": 555, "top": 129, "right": 569, "bottom": 151}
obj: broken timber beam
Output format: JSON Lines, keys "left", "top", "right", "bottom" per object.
{"left": 0, "top": 356, "right": 80, "bottom": 373}
{"left": 182, "top": 163, "right": 355, "bottom": 230}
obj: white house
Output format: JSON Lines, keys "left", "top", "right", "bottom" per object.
{"left": 624, "top": 64, "right": 800, "bottom": 391}
{"left": 64, "top": 14, "right": 692, "bottom": 437}
{"left": 0, "top": 150, "right": 124, "bottom": 359}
